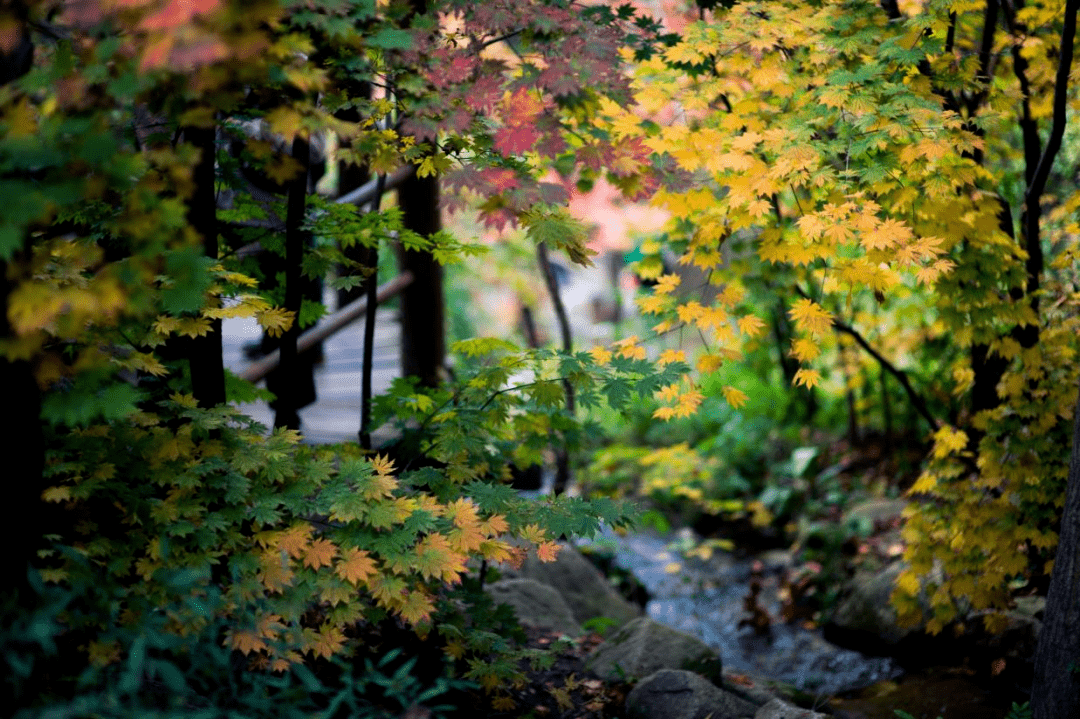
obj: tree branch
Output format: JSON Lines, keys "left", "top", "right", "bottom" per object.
{"left": 831, "top": 317, "right": 941, "bottom": 432}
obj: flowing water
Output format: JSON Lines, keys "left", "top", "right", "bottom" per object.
{"left": 586, "top": 530, "right": 903, "bottom": 698}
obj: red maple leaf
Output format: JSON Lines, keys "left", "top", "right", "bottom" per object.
{"left": 493, "top": 123, "right": 541, "bottom": 156}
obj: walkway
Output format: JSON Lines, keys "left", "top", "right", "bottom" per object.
{"left": 221, "top": 304, "right": 401, "bottom": 445}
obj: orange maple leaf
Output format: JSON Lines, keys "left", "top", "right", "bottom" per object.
{"left": 398, "top": 590, "right": 435, "bottom": 625}
{"left": 274, "top": 524, "right": 312, "bottom": 560}
{"left": 258, "top": 549, "right": 294, "bottom": 593}
{"left": 536, "top": 541, "right": 562, "bottom": 563}
{"left": 336, "top": 547, "right": 377, "bottom": 586}
{"left": 303, "top": 538, "right": 338, "bottom": 571}
{"left": 228, "top": 630, "right": 267, "bottom": 656}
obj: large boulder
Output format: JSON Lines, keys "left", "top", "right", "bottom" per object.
{"left": 625, "top": 670, "right": 758, "bottom": 719}
{"left": 485, "top": 578, "right": 582, "bottom": 635}
{"left": 753, "top": 698, "right": 828, "bottom": 719}
{"left": 504, "top": 542, "right": 642, "bottom": 629}
{"left": 586, "top": 617, "right": 722, "bottom": 684}
{"left": 827, "top": 563, "right": 915, "bottom": 648}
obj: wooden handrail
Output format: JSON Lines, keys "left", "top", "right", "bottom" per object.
{"left": 240, "top": 270, "right": 414, "bottom": 383}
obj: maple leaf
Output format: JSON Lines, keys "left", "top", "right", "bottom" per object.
{"left": 536, "top": 541, "right": 561, "bottom": 563}
{"left": 258, "top": 549, "right": 294, "bottom": 593}
{"left": 228, "top": 630, "right": 267, "bottom": 656}
{"left": 273, "top": 524, "right": 312, "bottom": 559}
{"left": 304, "top": 623, "right": 346, "bottom": 660}
{"left": 370, "top": 453, "right": 396, "bottom": 477}
{"left": 788, "top": 299, "right": 832, "bottom": 336}
{"left": 481, "top": 514, "right": 509, "bottom": 536}
{"left": 414, "top": 533, "right": 467, "bottom": 582}
{"left": 792, "top": 368, "right": 822, "bottom": 389}
{"left": 737, "top": 315, "right": 766, "bottom": 338}
{"left": 256, "top": 307, "right": 294, "bottom": 338}
{"left": 657, "top": 349, "right": 686, "bottom": 367}
{"left": 302, "top": 538, "right": 338, "bottom": 570}
{"left": 493, "top": 123, "right": 541, "bottom": 156}
{"left": 139, "top": 0, "right": 219, "bottom": 31}
{"left": 398, "top": 590, "right": 435, "bottom": 625}
{"left": 862, "top": 218, "right": 912, "bottom": 251}
{"left": 336, "top": 547, "right": 377, "bottom": 586}
{"left": 722, "top": 386, "right": 749, "bottom": 409}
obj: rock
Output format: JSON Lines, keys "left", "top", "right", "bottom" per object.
{"left": 625, "top": 669, "right": 758, "bottom": 719}
{"left": 827, "top": 563, "right": 915, "bottom": 648}
{"left": 843, "top": 499, "right": 907, "bottom": 530}
{"left": 586, "top": 617, "right": 722, "bottom": 683}
{"left": 485, "top": 578, "right": 582, "bottom": 635}
{"left": 506, "top": 542, "right": 642, "bottom": 629}
{"left": 753, "top": 697, "right": 828, "bottom": 719}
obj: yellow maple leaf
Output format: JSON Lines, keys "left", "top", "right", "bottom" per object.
{"left": 302, "top": 538, "right": 338, "bottom": 570}
{"left": 697, "top": 353, "right": 724, "bottom": 373}
{"left": 792, "top": 368, "right": 822, "bottom": 389}
{"left": 862, "top": 218, "right": 912, "bottom": 251}
{"left": 652, "top": 406, "right": 677, "bottom": 420}
{"left": 653, "top": 273, "right": 682, "bottom": 295}
{"left": 657, "top": 349, "right": 686, "bottom": 367}
{"left": 589, "top": 345, "right": 613, "bottom": 365}
{"left": 256, "top": 307, "right": 295, "bottom": 338}
{"left": 790, "top": 337, "right": 822, "bottom": 362}
{"left": 896, "top": 569, "right": 921, "bottom": 598}
{"left": 736, "top": 314, "right": 766, "bottom": 338}
{"left": 788, "top": 298, "right": 832, "bottom": 336}
{"left": 931, "top": 425, "right": 969, "bottom": 460}
{"left": 335, "top": 547, "right": 377, "bottom": 586}
{"left": 370, "top": 453, "right": 396, "bottom": 477}
{"left": 638, "top": 292, "right": 673, "bottom": 316}
{"left": 722, "top": 385, "right": 749, "bottom": 409}
{"left": 41, "top": 486, "right": 72, "bottom": 503}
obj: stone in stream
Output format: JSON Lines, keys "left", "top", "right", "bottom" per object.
{"left": 484, "top": 578, "right": 582, "bottom": 636}
{"left": 500, "top": 542, "right": 642, "bottom": 630}
{"left": 586, "top": 617, "right": 723, "bottom": 684}
{"left": 753, "top": 697, "right": 828, "bottom": 719}
{"left": 625, "top": 670, "right": 759, "bottom": 719}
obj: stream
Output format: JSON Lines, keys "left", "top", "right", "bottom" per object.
{"left": 584, "top": 529, "right": 903, "bottom": 698}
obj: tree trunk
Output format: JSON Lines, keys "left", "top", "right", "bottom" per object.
{"left": 1030, "top": 381, "right": 1080, "bottom": 719}
{"left": 396, "top": 170, "right": 445, "bottom": 387}
{"left": 182, "top": 123, "right": 226, "bottom": 408}
{"left": 272, "top": 136, "right": 311, "bottom": 430}
{"left": 0, "top": 0, "right": 44, "bottom": 614}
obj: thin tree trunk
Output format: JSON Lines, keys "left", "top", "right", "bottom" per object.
{"left": 273, "top": 136, "right": 310, "bottom": 430}
{"left": 1030, "top": 381, "right": 1080, "bottom": 719}
{"left": 536, "top": 241, "right": 574, "bottom": 494}
{"left": 359, "top": 173, "right": 386, "bottom": 449}
{"left": 396, "top": 170, "right": 445, "bottom": 388}
{"left": 183, "top": 123, "right": 226, "bottom": 408}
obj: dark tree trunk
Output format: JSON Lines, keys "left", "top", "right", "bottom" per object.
{"left": 0, "top": 0, "right": 44, "bottom": 612}
{"left": 396, "top": 170, "right": 445, "bottom": 388}
{"left": 1030, "top": 381, "right": 1080, "bottom": 719}
{"left": 273, "top": 136, "right": 311, "bottom": 430}
{"left": 182, "top": 124, "right": 226, "bottom": 408}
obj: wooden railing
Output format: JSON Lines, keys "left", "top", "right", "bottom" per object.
{"left": 240, "top": 270, "right": 414, "bottom": 383}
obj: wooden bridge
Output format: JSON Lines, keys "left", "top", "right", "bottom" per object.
{"left": 222, "top": 299, "right": 403, "bottom": 446}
